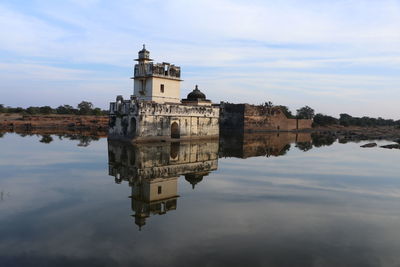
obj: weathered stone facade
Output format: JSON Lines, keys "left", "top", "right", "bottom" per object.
{"left": 109, "top": 96, "right": 219, "bottom": 142}
{"left": 220, "top": 103, "right": 312, "bottom": 132}
{"left": 109, "top": 46, "right": 220, "bottom": 143}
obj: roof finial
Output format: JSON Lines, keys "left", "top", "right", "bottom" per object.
{"left": 143, "top": 44, "right": 145, "bottom": 50}
{"left": 195, "top": 85, "right": 198, "bottom": 90}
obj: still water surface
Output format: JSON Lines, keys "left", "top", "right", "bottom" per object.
{"left": 0, "top": 132, "right": 400, "bottom": 267}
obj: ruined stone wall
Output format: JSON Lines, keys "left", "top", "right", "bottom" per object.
{"left": 244, "top": 104, "right": 295, "bottom": 131}
{"left": 108, "top": 98, "right": 219, "bottom": 142}
{"left": 297, "top": 119, "right": 313, "bottom": 130}
{"left": 284, "top": 119, "right": 294, "bottom": 131}
{"left": 220, "top": 103, "right": 312, "bottom": 133}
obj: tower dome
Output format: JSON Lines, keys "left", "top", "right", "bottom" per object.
{"left": 186, "top": 85, "right": 206, "bottom": 101}
{"left": 182, "top": 85, "right": 212, "bottom": 105}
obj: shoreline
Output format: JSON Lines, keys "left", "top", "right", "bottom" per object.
{"left": 1, "top": 113, "right": 400, "bottom": 142}
{"left": 0, "top": 113, "right": 108, "bottom": 133}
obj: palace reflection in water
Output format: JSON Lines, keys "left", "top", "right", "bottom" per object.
{"left": 3, "top": 132, "right": 400, "bottom": 266}
{"left": 107, "top": 132, "right": 320, "bottom": 230}
{"left": 108, "top": 140, "right": 219, "bottom": 229}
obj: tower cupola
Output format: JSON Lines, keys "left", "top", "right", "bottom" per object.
{"left": 136, "top": 44, "right": 152, "bottom": 62}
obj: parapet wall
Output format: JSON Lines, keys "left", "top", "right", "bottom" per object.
{"left": 220, "top": 102, "right": 312, "bottom": 132}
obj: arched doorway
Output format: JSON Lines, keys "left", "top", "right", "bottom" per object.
{"left": 171, "top": 122, "right": 180, "bottom": 139}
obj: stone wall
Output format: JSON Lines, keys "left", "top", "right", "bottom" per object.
{"left": 297, "top": 119, "right": 313, "bottom": 130}
{"left": 220, "top": 102, "right": 312, "bottom": 133}
{"left": 219, "top": 103, "right": 245, "bottom": 130}
{"left": 108, "top": 97, "right": 219, "bottom": 142}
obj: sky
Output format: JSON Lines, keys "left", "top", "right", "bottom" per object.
{"left": 0, "top": 0, "right": 399, "bottom": 118}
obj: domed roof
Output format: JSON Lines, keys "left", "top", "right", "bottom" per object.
{"left": 186, "top": 85, "right": 206, "bottom": 101}
{"left": 185, "top": 173, "right": 203, "bottom": 189}
{"left": 185, "top": 172, "right": 209, "bottom": 189}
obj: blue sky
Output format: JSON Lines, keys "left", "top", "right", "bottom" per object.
{"left": 0, "top": 0, "right": 399, "bottom": 118}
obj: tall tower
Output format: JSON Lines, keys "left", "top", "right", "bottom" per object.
{"left": 132, "top": 45, "right": 182, "bottom": 104}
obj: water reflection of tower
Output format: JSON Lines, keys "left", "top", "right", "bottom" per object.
{"left": 108, "top": 140, "right": 219, "bottom": 230}
{"left": 130, "top": 176, "right": 178, "bottom": 230}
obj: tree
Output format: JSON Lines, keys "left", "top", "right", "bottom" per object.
{"left": 39, "top": 106, "right": 53, "bottom": 114}
{"left": 296, "top": 106, "right": 315, "bottom": 119}
{"left": 276, "top": 105, "right": 294, "bottom": 118}
{"left": 339, "top": 113, "right": 353, "bottom": 126}
{"left": 264, "top": 101, "right": 273, "bottom": 108}
{"left": 295, "top": 141, "right": 313, "bottom": 152}
{"left": 313, "top": 113, "right": 339, "bottom": 126}
{"left": 13, "top": 107, "right": 25, "bottom": 113}
{"left": 261, "top": 101, "right": 275, "bottom": 115}
{"left": 56, "top": 105, "right": 75, "bottom": 114}
{"left": 91, "top": 107, "right": 103, "bottom": 116}
{"left": 0, "top": 104, "right": 4, "bottom": 113}
{"left": 311, "top": 133, "right": 336, "bottom": 147}
{"left": 26, "top": 106, "right": 40, "bottom": 114}
{"left": 39, "top": 135, "right": 53, "bottom": 144}
{"left": 77, "top": 101, "right": 93, "bottom": 115}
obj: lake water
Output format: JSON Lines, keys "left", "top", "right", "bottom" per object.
{"left": 0, "top": 132, "right": 400, "bottom": 267}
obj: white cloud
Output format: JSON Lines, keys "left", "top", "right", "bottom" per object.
{"left": 0, "top": 0, "right": 399, "bottom": 118}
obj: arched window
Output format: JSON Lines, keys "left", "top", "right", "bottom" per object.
{"left": 171, "top": 122, "right": 180, "bottom": 139}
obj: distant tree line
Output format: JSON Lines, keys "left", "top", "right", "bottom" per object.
{"left": 313, "top": 113, "right": 400, "bottom": 127}
{"left": 0, "top": 101, "right": 108, "bottom": 116}
{"left": 263, "top": 101, "right": 399, "bottom": 127}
